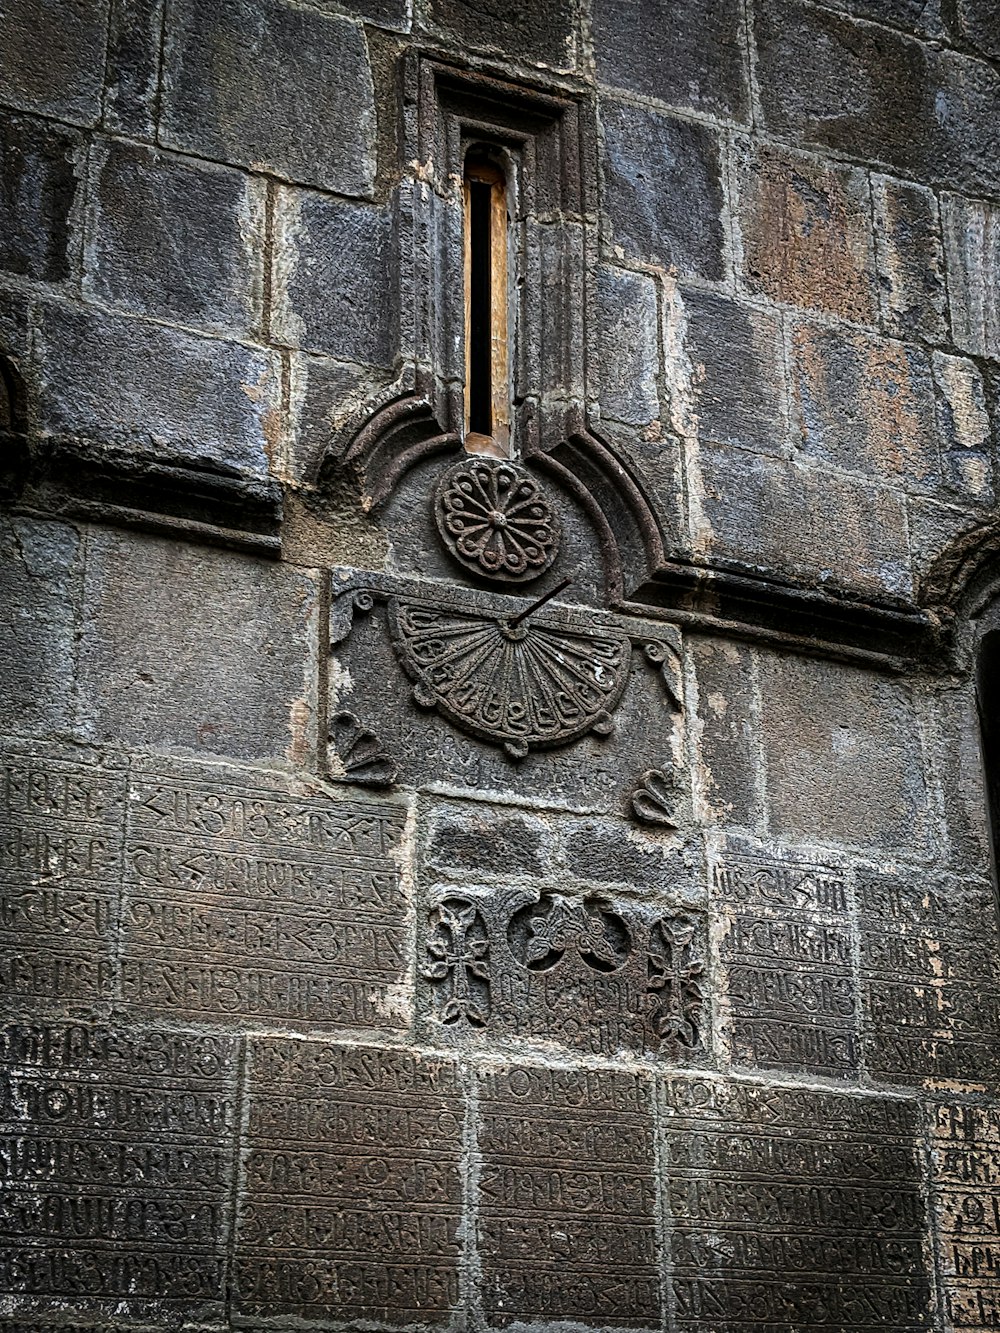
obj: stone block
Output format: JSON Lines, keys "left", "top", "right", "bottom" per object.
{"left": 161, "top": 0, "right": 376, "bottom": 195}
{"left": 941, "top": 191, "right": 1000, "bottom": 361}
{"left": 593, "top": 0, "right": 749, "bottom": 122}
{"left": 812, "top": 0, "right": 943, "bottom": 33}
{"left": 310, "top": 0, "right": 408, "bottom": 29}
{"left": 790, "top": 323, "right": 939, "bottom": 487}
{"left": 34, "top": 302, "right": 280, "bottom": 478}
{"left": 78, "top": 530, "right": 318, "bottom": 766}
{"left": 596, "top": 264, "right": 660, "bottom": 427}
{"left": 421, "top": 0, "right": 576, "bottom": 70}
{"left": 932, "top": 351, "right": 994, "bottom": 503}
{"left": 288, "top": 353, "right": 378, "bottom": 483}
{"left": 953, "top": 0, "right": 1000, "bottom": 60}
{"left": 427, "top": 803, "right": 552, "bottom": 878}
{"left": 735, "top": 142, "right": 878, "bottom": 324}
{"left": 696, "top": 443, "right": 913, "bottom": 598}
{"left": 926, "top": 682, "right": 993, "bottom": 874}
{"left": 236, "top": 1040, "right": 462, "bottom": 1323}
{"left": 272, "top": 190, "right": 397, "bottom": 366}
{"left": 0, "top": 517, "right": 81, "bottom": 738}
{"left": 103, "top": 0, "right": 163, "bottom": 136}
{"left": 756, "top": 651, "right": 931, "bottom": 852}
{"left": 682, "top": 288, "right": 786, "bottom": 455}
{"left": 86, "top": 140, "right": 264, "bottom": 336}
{"left": 561, "top": 816, "right": 702, "bottom": 899}
{"left": 755, "top": 0, "right": 1000, "bottom": 198}
{"left": 601, "top": 99, "right": 726, "bottom": 282}
{"left": 930, "top": 1102, "right": 1000, "bottom": 1328}
{"left": 0, "top": 114, "right": 82, "bottom": 283}
{"left": 690, "top": 637, "right": 761, "bottom": 828}
{"left": 478, "top": 1066, "right": 659, "bottom": 1326}
{"left": 0, "top": 0, "right": 108, "bottom": 124}
{"left": 0, "top": 1020, "right": 238, "bottom": 1321}
{"left": 871, "top": 174, "right": 947, "bottom": 344}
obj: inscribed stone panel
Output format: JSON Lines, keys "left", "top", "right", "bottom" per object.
{"left": 930, "top": 1101, "right": 1000, "bottom": 1332}
{"left": 235, "top": 1039, "right": 463, "bottom": 1324}
{"left": 119, "top": 758, "right": 410, "bottom": 1030}
{"left": 478, "top": 1065, "right": 659, "bottom": 1328}
{"left": 661, "top": 1077, "right": 931, "bottom": 1332}
{"left": 0, "top": 1020, "right": 237, "bottom": 1321}
{"left": 0, "top": 747, "right": 126, "bottom": 1008}
{"left": 710, "top": 839, "right": 859, "bottom": 1077}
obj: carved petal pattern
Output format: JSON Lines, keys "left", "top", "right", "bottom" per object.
{"left": 435, "top": 457, "right": 560, "bottom": 582}
{"left": 390, "top": 600, "right": 631, "bottom": 756}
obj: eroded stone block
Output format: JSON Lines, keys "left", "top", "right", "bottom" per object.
{"left": 427, "top": 802, "right": 553, "bottom": 878}
{"left": 0, "top": 114, "right": 82, "bottom": 283}
{"left": 942, "top": 191, "right": 1000, "bottom": 362}
{"left": 872, "top": 174, "right": 947, "bottom": 344}
{"left": 103, "top": 0, "right": 164, "bottom": 135}
{"left": 932, "top": 351, "right": 994, "bottom": 503}
{"left": 596, "top": 264, "right": 660, "bottom": 427}
{"left": 421, "top": 0, "right": 577, "bottom": 69}
{"left": 690, "top": 637, "right": 761, "bottom": 828}
{"left": 929, "top": 1102, "right": 1000, "bottom": 1331}
{"left": 0, "top": 0, "right": 108, "bottom": 124}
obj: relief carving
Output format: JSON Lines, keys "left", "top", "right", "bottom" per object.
{"left": 630, "top": 768, "right": 680, "bottom": 828}
{"left": 510, "top": 896, "right": 630, "bottom": 973}
{"left": 424, "top": 898, "right": 491, "bottom": 1027}
{"left": 435, "top": 457, "right": 560, "bottom": 583}
{"left": 647, "top": 916, "right": 704, "bottom": 1050}
{"left": 329, "top": 710, "right": 397, "bottom": 787}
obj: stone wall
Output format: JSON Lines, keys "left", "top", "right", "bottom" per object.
{"left": 2, "top": 1, "right": 1000, "bottom": 1331}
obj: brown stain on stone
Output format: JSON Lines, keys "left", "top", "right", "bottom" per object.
{"left": 287, "top": 695, "right": 312, "bottom": 769}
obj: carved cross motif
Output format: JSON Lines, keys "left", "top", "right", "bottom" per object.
{"left": 647, "top": 916, "right": 704, "bottom": 1048}
{"left": 424, "top": 899, "right": 490, "bottom": 1026}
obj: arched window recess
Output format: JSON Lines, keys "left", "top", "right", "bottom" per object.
{"left": 463, "top": 149, "right": 511, "bottom": 459}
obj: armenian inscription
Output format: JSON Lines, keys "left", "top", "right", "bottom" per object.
{"left": 478, "top": 1065, "right": 659, "bottom": 1327}
{"left": 661, "top": 1078, "right": 930, "bottom": 1331}
{"left": 235, "top": 1040, "right": 463, "bottom": 1324}
{"left": 930, "top": 1101, "right": 1000, "bottom": 1330}
{"left": 0, "top": 1021, "right": 236, "bottom": 1320}
{"left": 120, "top": 760, "right": 409, "bottom": 1027}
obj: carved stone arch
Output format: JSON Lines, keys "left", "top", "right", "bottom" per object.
{"left": 919, "top": 516, "right": 1000, "bottom": 670}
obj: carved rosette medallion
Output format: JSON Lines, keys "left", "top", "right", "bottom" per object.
{"left": 390, "top": 600, "right": 631, "bottom": 758}
{"left": 434, "top": 456, "right": 560, "bottom": 583}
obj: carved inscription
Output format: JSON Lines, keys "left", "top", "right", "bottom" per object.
{"left": 120, "top": 761, "right": 408, "bottom": 1027}
{"left": 931, "top": 1102, "right": 1000, "bottom": 1330}
{"left": 859, "top": 869, "right": 1000, "bottom": 1086}
{"left": 0, "top": 1021, "right": 236, "bottom": 1319}
{"left": 235, "top": 1040, "right": 462, "bottom": 1324}
{"left": 0, "top": 752, "right": 126, "bottom": 1005}
{"left": 422, "top": 886, "right": 707, "bottom": 1058}
{"left": 478, "top": 1066, "right": 659, "bottom": 1327}
{"left": 712, "top": 846, "right": 858, "bottom": 1077}
{"left": 662, "top": 1078, "right": 931, "bottom": 1331}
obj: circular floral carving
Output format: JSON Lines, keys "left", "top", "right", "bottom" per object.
{"left": 434, "top": 456, "right": 560, "bottom": 582}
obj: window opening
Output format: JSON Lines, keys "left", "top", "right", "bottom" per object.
{"left": 977, "top": 630, "right": 1000, "bottom": 883}
{"left": 464, "top": 155, "right": 509, "bottom": 455}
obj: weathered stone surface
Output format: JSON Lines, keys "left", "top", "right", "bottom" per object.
{"left": 601, "top": 99, "right": 726, "bottom": 282}
{"left": 756, "top": 651, "right": 930, "bottom": 851}
{"left": 427, "top": 802, "right": 552, "bottom": 878}
{"left": 0, "top": 517, "right": 81, "bottom": 738}
{"left": 941, "top": 191, "right": 1000, "bottom": 362}
{"left": 932, "top": 351, "right": 994, "bottom": 503}
{"left": 0, "top": 0, "right": 108, "bottom": 124}
{"left": 812, "top": 0, "right": 943, "bottom": 33}
{"left": 735, "top": 142, "right": 878, "bottom": 324}
{"left": 273, "top": 190, "right": 397, "bottom": 365}
{"left": 682, "top": 288, "right": 786, "bottom": 456}
{"left": 927, "top": 683, "right": 993, "bottom": 874}
{"left": 34, "top": 302, "right": 280, "bottom": 477}
{"left": 690, "top": 637, "right": 760, "bottom": 828}
{"left": 161, "top": 0, "right": 376, "bottom": 195}
{"left": 662, "top": 1078, "right": 930, "bottom": 1328}
{"left": 0, "top": 114, "right": 82, "bottom": 283}
{"left": 790, "top": 323, "right": 939, "bottom": 487}
{"left": 871, "top": 174, "right": 947, "bottom": 344}
{"left": 593, "top": 0, "right": 749, "bottom": 121}
{"left": 953, "top": 0, "right": 1000, "bottom": 60}
{"left": 78, "top": 531, "right": 318, "bottom": 765}
{"left": 0, "top": 1020, "right": 237, "bottom": 1320}
{"left": 596, "top": 264, "right": 660, "bottom": 427}
{"left": 929, "top": 1102, "right": 1000, "bottom": 1331}
{"left": 302, "top": 0, "right": 410, "bottom": 29}
{"left": 236, "top": 1041, "right": 462, "bottom": 1322}
{"left": 421, "top": 0, "right": 576, "bottom": 69}
{"left": 697, "top": 444, "right": 913, "bottom": 598}
{"left": 86, "top": 140, "right": 264, "bottom": 336}
{"left": 562, "top": 817, "right": 701, "bottom": 898}
{"left": 479, "top": 1066, "right": 659, "bottom": 1326}
{"left": 103, "top": 0, "right": 163, "bottom": 135}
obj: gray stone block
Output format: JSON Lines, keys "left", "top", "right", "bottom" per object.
{"left": 161, "top": 0, "right": 376, "bottom": 195}
{"left": 953, "top": 0, "right": 1000, "bottom": 60}
{"left": 696, "top": 443, "right": 913, "bottom": 598}
{"left": 0, "top": 515, "right": 81, "bottom": 737}
{"left": 289, "top": 353, "right": 375, "bottom": 483}
{"left": 103, "top": 0, "right": 165, "bottom": 136}
{"left": 871, "top": 174, "right": 947, "bottom": 344}
{"left": 941, "top": 191, "right": 1000, "bottom": 362}
{"left": 427, "top": 803, "right": 552, "bottom": 878}
{"left": 78, "top": 529, "right": 319, "bottom": 764}
{"left": 932, "top": 351, "right": 994, "bottom": 503}
{"left": 812, "top": 0, "right": 943, "bottom": 34}
{"left": 735, "top": 141, "right": 878, "bottom": 324}
{"left": 0, "top": 113, "right": 83, "bottom": 283}
{"left": 421, "top": 0, "right": 576, "bottom": 69}
{"left": 593, "top": 0, "right": 749, "bottom": 122}
{"left": 682, "top": 288, "right": 786, "bottom": 456}
{"left": 596, "top": 264, "right": 660, "bottom": 427}
{"left": 34, "top": 302, "right": 280, "bottom": 478}
{"left": 790, "top": 323, "right": 939, "bottom": 489}
{"left": 601, "top": 99, "right": 726, "bottom": 281}
{"left": 690, "top": 636, "right": 761, "bottom": 828}
{"left": 0, "top": 0, "right": 108, "bottom": 124}
{"left": 561, "top": 817, "right": 702, "bottom": 900}
{"left": 757, "top": 651, "right": 930, "bottom": 851}
{"left": 310, "top": 0, "right": 408, "bottom": 29}
{"left": 85, "top": 139, "right": 264, "bottom": 337}
{"left": 272, "top": 190, "right": 397, "bottom": 365}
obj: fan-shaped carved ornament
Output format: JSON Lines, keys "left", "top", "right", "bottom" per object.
{"left": 434, "top": 456, "right": 560, "bottom": 583}
{"left": 389, "top": 600, "right": 631, "bottom": 758}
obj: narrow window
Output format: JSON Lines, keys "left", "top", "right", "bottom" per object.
{"left": 464, "top": 155, "right": 509, "bottom": 455}
{"left": 978, "top": 631, "right": 1000, "bottom": 879}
